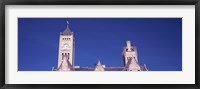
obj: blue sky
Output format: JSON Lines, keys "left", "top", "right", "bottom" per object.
{"left": 18, "top": 18, "right": 182, "bottom": 71}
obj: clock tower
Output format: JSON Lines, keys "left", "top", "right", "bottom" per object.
{"left": 57, "top": 21, "right": 75, "bottom": 71}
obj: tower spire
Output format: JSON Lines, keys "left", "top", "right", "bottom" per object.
{"left": 63, "top": 21, "right": 72, "bottom": 35}
{"left": 66, "top": 21, "right": 69, "bottom": 29}
{"left": 126, "top": 40, "right": 131, "bottom": 47}
{"left": 97, "top": 60, "right": 101, "bottom": 65}
{"left": 95, "top": 60, "right": 104, "bottom": 71}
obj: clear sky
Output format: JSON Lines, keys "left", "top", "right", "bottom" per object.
{"left": 18, "top": 18, "right": 182, "bottom": 71}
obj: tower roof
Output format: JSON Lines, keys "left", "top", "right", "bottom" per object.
{"left": 97, "top": 60, "right": 101, "bottom": 65}
{"left": 126, "top": 40, "right": 132, "bottom": 47}
{"left": 62, "top": 21, "right": 72, "bottom": 35}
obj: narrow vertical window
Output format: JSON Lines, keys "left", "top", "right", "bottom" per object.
{"left": 131, "top": 48, "right": 134, "bottom": 51}
{"left": 68, "top": 53, "right": 70, "bottom": 60}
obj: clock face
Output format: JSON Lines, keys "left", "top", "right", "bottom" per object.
{"left": 63, "top": 43, "right": 70, "bottom": 49}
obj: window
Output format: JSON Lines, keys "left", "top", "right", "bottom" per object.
{"left": 63, "top": 38, "right": 68, "bottom": 40}
{"left": 66, "top": 38, "right": 70, "bottom": 40}
{"left": 127, "top": 57, "right": 132, "bottom": 60}
{"left": 131, "top": 48, "right": 134, "bottom": 51}
{"left": 67, "top": 53, "right": 70, "bottom": 60}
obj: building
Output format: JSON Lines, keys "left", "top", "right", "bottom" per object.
{"left": 52, "top": 21, "right": 148, "bottom": 71}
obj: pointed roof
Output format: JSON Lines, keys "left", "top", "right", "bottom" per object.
{"left": 62, "top": 21, "right": 72, "bottom": 35}
{"left": 95, "top": 60, "right": 105, "bottom": 71}
{"left": 97, "top": 60, "right": 101, "bottom": 65}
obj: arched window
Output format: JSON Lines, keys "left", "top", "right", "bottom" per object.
{"left": 127, "top": 57, "right": 132, "bottom": 61}
{"left": 67, "top": 53, "right": 70, "bottom": 60}
{"left": 131, "top": 48, "right": 134, "bottom": 51}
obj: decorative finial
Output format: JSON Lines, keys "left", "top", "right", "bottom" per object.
{"left": 126, "top": 40, "right": 131, "bottom": 47}
{"left": 66, "top": 21, "right": 69, "bottom": 29}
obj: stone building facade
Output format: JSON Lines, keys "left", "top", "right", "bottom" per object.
{"left": 53, "top": 22, "right": 148, "bottom": 71}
